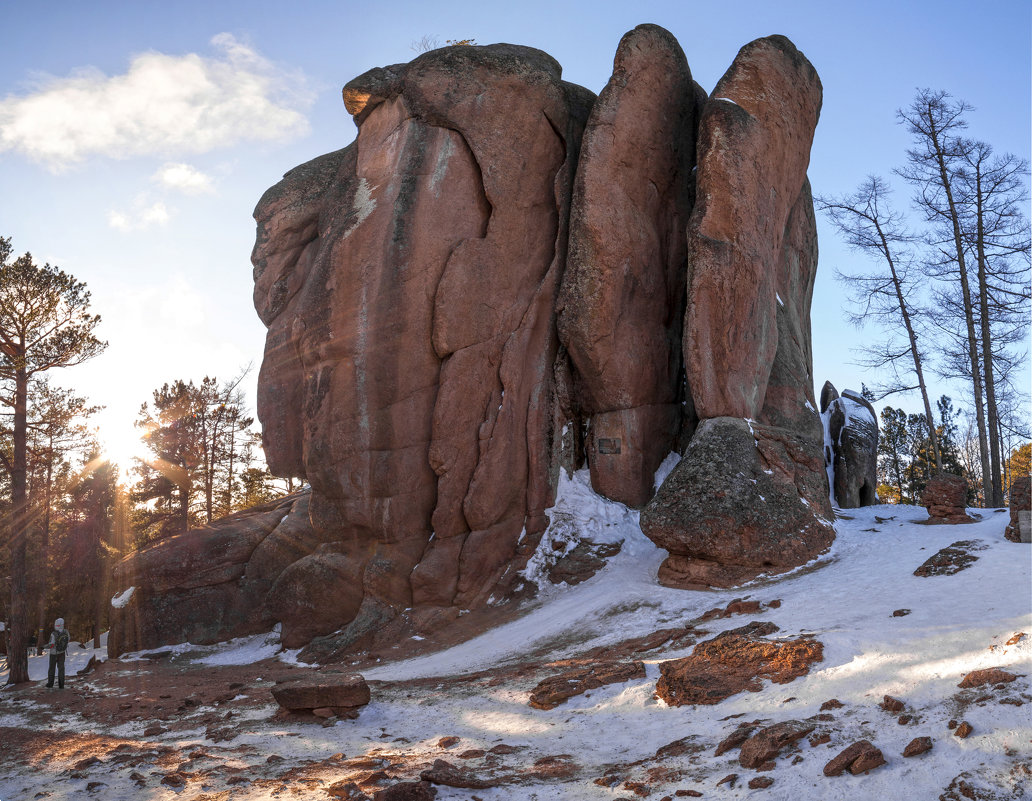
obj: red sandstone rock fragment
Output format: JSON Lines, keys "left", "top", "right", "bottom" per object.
{"left": 749, "top": 776, "right": 775, "bottom": 789}
{"left": 271, "top": 674, "right": 370, "bottom": 715}
{"left": 419, "top": 760, "right": 498, "bottom": 789}
{"left": 714, "top": 721, "right": 761, "bottom": 756}
{"left": 903, "top": 737, "right": 933, "bottom": 757}
{"left": 738, "top": 720, "right": 815, "bottom": 768}
{"left": 880, "top": 695, "right": 905, "bottom": 712}
{"left": 820, "top": 699, "right": 844, "bottom": 711}
{"left": 954, "top": 722, "right": 973, "bottom": 738}
{"left": 529, "top": 661, "right": 646, "bottom": 709}
{"left": 684, "top": 36, "right": 822, "bottom": 421}
{"left": 373, "top": 781, "right": 437, "bottom": 801}
{"left": 958, "top": 667, "right": 1018, "bottom": 688}
{"left": 559, "top": 24, "right": 700, "bottom": 508}
{"left": 823, "top": 740, "right": 885, "bottom": 776}
{"left": 921, "top": 474, "right": 975, "bottom": 523}
{"left": 655, "top": 622, "right": 823, "bottom": 706}
{"left": 913, "top": 540, "right": 986, "bottom": 577}
{"left": 1005, "top": 476, "right": 1030, "bottom": 542}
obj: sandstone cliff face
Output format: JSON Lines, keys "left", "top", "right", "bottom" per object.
{"left": 252, "top": 44, "right": 594, "bottom": 653}
{"left": 558, "top": 24, "right": 703, "bottom": 508}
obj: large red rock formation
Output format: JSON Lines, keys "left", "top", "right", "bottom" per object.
{"left": 252, "top": 43, "right": 595, "bottom": 654}
{"left": 111, "top": 30, "right": 834, "bottom": 656}
{"left": 639, "top": 36, "right": 831, "bottom": 587}
{"left": 558, "top": 24, "right": 703, "bottom": 508}
{"left": 684, "top": 35, "right": 822, "bottom": 421}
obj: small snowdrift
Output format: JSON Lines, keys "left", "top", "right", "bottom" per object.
{"left": 0, "top": 470, "right": 1028, "bottom": 800}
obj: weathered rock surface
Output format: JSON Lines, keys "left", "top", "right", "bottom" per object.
{"left": 271, "top": 673, "right": 370, "bottom": 716}
{"left": 922, "top": 474, "right": 974, "bottom": 523}
{"left": 655, "top": 621, "right": 823, "bottom": 706}
{"left": 528, "top": 660, "right": 646, "bottom": 709}
{"left": 957, "top": 667, "right": 1018, "bottom": 688}
{"left": 253, "top": 42, "right": 595, "bottom": 651}
{"left": 823, "top": 740, "right": 885, "bottom": 776}
{"left": 1004, "top": 476, "right": 1030, "bottom": 543}
{"left": 558, "top": 24, "right": 701, "bottom": 507}
{"left": 108, "top": 492, "right": 313, "bottom": 656}
{"left": 684, "top": 35, "right": 822, "bottom": 421}
{"left": 116, "top": 30, "right": 834, "bottom": 656}
{"left": 821, "top": 385, "right": 879, "bottom": 507}
{"left": 903, "top": 736, "right": 933, "bottom": 757}
{"left": 738, "top": 720, "right": 815, "bottom": 769}
{"left": 641, "top": 417, "right": 834, "bottom": 588}
{"left": 913, "top": 540, "right": 986, "bottom": 577}
{"left": 641, "top": 35, "right": 833, "bottom": 586}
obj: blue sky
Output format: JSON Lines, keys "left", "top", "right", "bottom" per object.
{"left": 2, "top": 0, "right": 1029, "bottom": 464}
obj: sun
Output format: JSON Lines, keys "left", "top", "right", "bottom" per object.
{"left": 95, "top": 414, "right": 150, "bottom": 481}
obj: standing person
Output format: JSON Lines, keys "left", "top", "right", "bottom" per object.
{"left": 45, "top": 618, "right": 69, "bottom": 689}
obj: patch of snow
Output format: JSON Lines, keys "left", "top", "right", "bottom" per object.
{"left": 714, "top": 96, "right": 740, "bottom": 106}
{"left": 652, "top": 451, "right": 681, "bottom": 492}
{"left": 110, "top": 586, "right": 135, "bottom": 608}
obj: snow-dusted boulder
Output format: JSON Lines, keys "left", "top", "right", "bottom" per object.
{"left": 820, "top": 383, "right": 878, "bottom": 508}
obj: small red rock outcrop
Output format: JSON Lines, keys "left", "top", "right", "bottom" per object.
{"left": 528, "top": 661, "right": 646, "bottom": 709}
{"left": 903, "top": 737, "right": 933, "bottom": 757}
{"left": 738, "top": 720, "right": 815, "bottom": 769}
{"left": 271, "top": 673, "right": 370, "bottom": 718}
{"left": 655, "top": 622, "right": 823, "bottom": 706}
{"left": 1005, "top": 475, "right": 1030, "bottom": 543}
{"left": 922, "top": 474, "right": 975, "bottom": 523}
{"left": 958, "top": 667, "right": 1018, "bottom": 688}
{"left": 823, "top": 740, "right": 886, "bottom": 776}
{"left": 913, "top": 540, "right": 986, "bottom": 577}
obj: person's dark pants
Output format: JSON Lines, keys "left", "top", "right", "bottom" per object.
{"left": 47, "top": 652, "right": 65, "bottom": 688}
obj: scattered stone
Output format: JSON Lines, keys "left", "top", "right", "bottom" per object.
{"left": 892, "top": 609, "right": 911, "bottom": 617}
{"left": 958, "top": 667, "right": 1018, "bottom": 688}
{"left": 1004, "top": 476, "right": 1030, "bottom": 543}
{"left": 820, "top": 699, "right": 844, "bottom": 711}
{"left": 913, "top": 541, "right": 986, "bottom": 577}
{"left": 458, "top": 749, "right": 485, "bottom": 759}
{"left": 489, "top": 744, "right": 521, "bottom": 755}
{"left": 880, "top": 695, "right": 905, "bottom": 712}
{"left": 419, "top": 760, "right": 498, "bottom": 789}
{"left": 529, "top": 661, "right": 646, "bottom": 709}
{"left": 373, "top": 782, "right": 437, "bottom": 801}
{"left": 903, "top": 737, "right": 933, "bottom": 757}
{"left": 738, "top": 720, "right": 815, "bottom": 769}
{"left": 77, "top": 655, "right": 97, "bottom": 676}
{"left": 748, "top": 776, "right": 775, "bottom": 789}
{"left": 947, "top": 719, "right": 958, "bottom": 729}
{"left": 656, "top": 622, "right": 823, "bottom": 706}
{"left": 437, "top": 736, "right": 460, "bottom": 749}
{"left": 271, "top": 674, "right": 369, "bottom": 717}
{"left": 716, "top": 774, "right": 738, "bottom": 788}
{"left": 328, "top": 782, "right": 372, "bottom": 800}
{"left": 675, "top": 791, "right": 702, "bottom": 798}
{"left": 160, "top": 773, "right": 187, "bottom": 788}
{"left": 129, "top": 772, "right": 146, "bottom": 786}
{"left": 72, "top": 756, "right": 101, "bottom": 770}
{"left": 143, "top": 724, "right": 165, "bottom": 737}
{"left": 823, "top": 740, "right": 885, "bottom": 777}
{"left": 898, "top": 714, "right": 914, "bottom": 725}
{"left": 921, "top": 475, "right": 975, "bottom": 524}
{"left": 1005, "top": 632, "right": 1026, "bottom": 646}
{"left": 809, "top": 732, "right": 831, "bottom": 747}
{"left": 715, "top": 721, "right": 761, "bottom": 756}
{"left": 954, "top": 722, "right": 973, "bottom": 738}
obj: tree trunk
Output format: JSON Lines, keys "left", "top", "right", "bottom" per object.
{"left": 926, "top": 109, "right": 992, "bottom": 502}
{"left": 7, "top": 361, "right": 30, "bottom": 684}
{"left": 34, "top": 440, "right": 53, "bottom": 656}
{"left": 974, "top": 170, "right": 1005, "bottom": 506}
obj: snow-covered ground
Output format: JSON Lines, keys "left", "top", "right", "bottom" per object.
{"left": 1, "top": 467, "right": 1029, "bottom": 800}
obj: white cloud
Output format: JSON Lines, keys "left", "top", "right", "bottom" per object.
{"left": 0, "top": 34, "right": 311, "bottom": 170}
{"left": 153, "top": 162, "right": 215, "bottom": 194}
{"left": 107, "top": 199, "right": 171, "bottom": 231}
